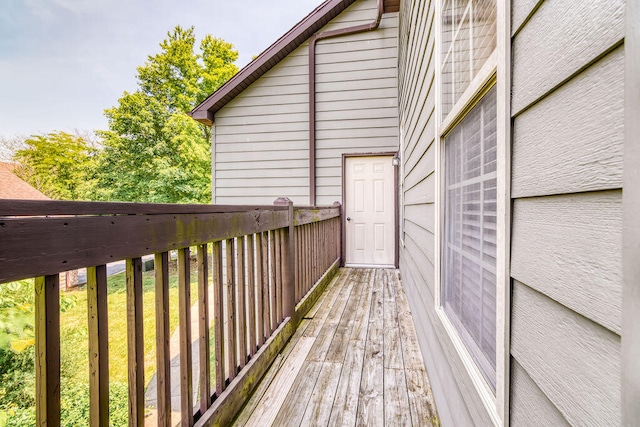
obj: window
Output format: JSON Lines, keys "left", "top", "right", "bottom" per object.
{"left": 441, "top": 0, "right": 496, "bottom": 117}
{"left": 439, "top": 0, "right": 498, "bottom": 394}
{"left": 442, "top": 87, "right": 497, "bottom": 390}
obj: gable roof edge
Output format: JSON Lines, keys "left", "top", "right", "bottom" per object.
{"left": 189, "top": 0, "right": 357, "bottom": 125}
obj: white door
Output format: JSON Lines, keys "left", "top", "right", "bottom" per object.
{"left": 345, "top": 156, "right": 395, "bottom": 267}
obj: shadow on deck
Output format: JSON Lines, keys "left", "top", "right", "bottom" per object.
{"left": 234, "top": 268, "right": 440, "bottom": 426}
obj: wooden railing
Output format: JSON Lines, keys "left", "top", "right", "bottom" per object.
{"left": 0, "top": 198, "right": 341, "bottom": 426}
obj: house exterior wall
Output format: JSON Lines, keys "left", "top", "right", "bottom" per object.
{"left": 398, "top": 0, "right": 626, "bottom": 425}
{"left": 397, "top": 0, "right": 493, "bottom": 425}
{"left": 509, "top": 0, "right": 624, "bottom": 425}
{"left": 212, "top": 0, "right": 399, "bottom": 205}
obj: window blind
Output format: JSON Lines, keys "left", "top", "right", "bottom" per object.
{"left": 443, "top": 86, "right": 497, "bottom": 390}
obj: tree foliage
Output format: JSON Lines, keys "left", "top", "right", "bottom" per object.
{"left": 95, "top": 26, "right": 238, "bottom": 203}
{"left": 12, "top": 132, "right": 98, "bottom": 200}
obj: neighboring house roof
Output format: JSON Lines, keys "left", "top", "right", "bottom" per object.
{"left": 0, "top": 162, "right": 50, "bottom": 200}
{"left": 190, "top": 0, "right": 400, "bottom": 125}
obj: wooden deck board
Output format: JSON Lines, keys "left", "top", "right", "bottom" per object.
{"left": 232, "top": 268, "right": 439, "bottom": 427}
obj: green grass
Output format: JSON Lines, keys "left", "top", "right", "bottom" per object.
{"left": 59, "top": 260, "right": 189, "bottom": 386}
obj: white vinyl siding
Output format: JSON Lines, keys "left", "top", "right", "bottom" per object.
{"left": 442, "top": 86, "right": 497, "bottom": 390}
{"left": 212, "top": 0, "right": 398, "bottom": 206}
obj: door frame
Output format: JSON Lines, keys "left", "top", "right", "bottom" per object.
{"left": 341, "top": 152, "right": 399, "bottom": 268}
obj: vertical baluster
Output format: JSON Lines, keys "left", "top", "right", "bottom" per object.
{"left": 237, "top": 236, "right": 247, "bottom": 369}
{"left": 255, "top": 233, "right": 265, "bottom": 348}
{"left": 261, "top": 232, "right": 270, "bottom": 338}
{"left": 197, "top": 245, "right": 211, "bottom": 413}
{"left": 283, "top": 203, "right": 295, "bottom": 319}
{"left": 155, "top": 252, "right": 171, "bottom": 427}
{"left": 225, "top": 239, "right": 237, "bottom": 380}
{"left": 35, "top": 274, "right": 61, "bottom": 427}
{"left": 178, "top": 248, "right": 193, "bottom": 426}
{"left": 274, "top": 229, "right": 282, "bottom": 324}
{"left": 269, "top": 230, "right": 277, "bottom": 331}
{"left": 212, "top": 242, "right": 225, "bottom": 396}
{"left": 126, "top": 259, "right": 144, "bottom": 427}
{"left": 295, "top": 227, "right": 300, "bottom": 303}
{"left": 87, "top": 265, "right": 109, "bottom": 426}
{"left": 304, "top": 224, "right": 309, "bottom": 294}
{"left": 247, "top": 235, "right": 256, "bottom": 357}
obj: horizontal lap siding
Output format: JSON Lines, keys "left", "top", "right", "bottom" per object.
{"left": 213, "top": 0, "right": 399, "bottom": 206}
{"left": 510, "top": 0, "right": 624, "bottom": 424}
{"left": 315, "top": 3, "right": 399, "bottom": 205}
{"left": 397, "top": 0, "right": 491, "bottom": 425}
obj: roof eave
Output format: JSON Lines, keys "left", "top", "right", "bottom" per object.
{"left": 190, "top": 0, "right": 355, "bottom": 123}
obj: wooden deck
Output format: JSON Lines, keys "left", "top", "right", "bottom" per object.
{"left": 233, "top": 268, "right": 439, "bottom": 426}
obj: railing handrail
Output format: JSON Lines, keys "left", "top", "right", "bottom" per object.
{"left": 0, "top": 202, "right": 340, "bottom": 284}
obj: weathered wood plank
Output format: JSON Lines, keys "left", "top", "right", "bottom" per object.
{"left": 383, "top": 269, "right": 403, "bottom": 370}
{"left": 300, "top": 362, "right": 343, "bottom": 425}
{"left": 178, "top": 248, "right": 193, "bottom": 426}
{"left": 226, "top": 240, "right": 237, "bottom": 381}
{"left": 0, "top": 209, "right": 289, "bottom": 284}
{"left": 154, "top": 252, "right": 172, "bottom": 426}
{"left": 327, "top": 338, "right": 365, "bottom": 426}
{"left": 212, "top": 242, "right": 226, "bottom": 396}
{"left": 512, "top": 0, "right": 625, "bottom": 114}
{"left": 245, "top": 337, "right": 316, "bottom": 427}
{"left": 325, "top": 269, "right": 365, "bottom": 363}
{"left": 405, "top": 367, "right": 438, "bottom": 426}
{"left": 197, "top": 245, "right": 211, "bottom": 412}
{"left": 87, "top": 264, "right": 109, "bottom": 426}
{"left": 356, "top": 316, "right": 384, "bottom": 426}
{"left": 272, "top": 361, "right": 323, "bottom": 426}
{"left": 511, "top": 281, "right": 621, "bottom": 426}
{"left": 35, "top": 274, "right": 61, "bottom": 427}
{"left": 384, "top": 368, "right": 412, "bottom": 426}
{"left": 511, "top": 191, "right": 622, "bottom": 333}
{"left": 512, "top": 47, "right": 624, "bottom": 198}
{"left": 510, "top": 358, "right": 570, "bottom": 426}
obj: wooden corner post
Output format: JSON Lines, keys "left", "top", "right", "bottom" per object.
{"left": 274, "top": 197, "right": 295, "bottom": 320}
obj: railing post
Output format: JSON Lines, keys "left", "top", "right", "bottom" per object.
{"left": 274, "top": 197, "right": 295, "bottom": 319}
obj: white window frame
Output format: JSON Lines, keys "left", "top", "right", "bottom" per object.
{"left": 433, "top": 1, "right": 511, "bottom": 426}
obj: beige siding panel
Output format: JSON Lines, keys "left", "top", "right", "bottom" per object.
{"left": 404, "top": 203, "right": 434, "bottom": 235}
{"left": 217, "top": 168, "right": 307, "bottom": 180}
{"left": 216, "top": 149, "right": 307, "bottom": 163}
{"left": 316, "top": 96, "right": 397, "bottom": 111}
{"left": 404, "top": 143, "right": 435, "bottom": 191}
{"left": 316, "top": 66, "right": 397, "bottom": 84}
{"left": 511, "top": 191, "right": 622, "bottom": 333}
{"left": 317, "top": 107, "right": 398, "bottom": 121}
{"left": 316, "top": 47, "right": 398, "bottom": 65}
{"left": 216, "top": 186, "right": 308, "bottom": 197}
{"left": 404, "top": 173, "right": 435, "bottom": 206}
{"left": 216, "top": 121, "right": 308, "bottom": 137}
{"left": 216, "top": 159, "right": 308, "bottom": 171}
{"left": 512, "top": 47, "right": 625, "bottom": 198}
{"left": 511, "top": 0, "right": 543, "bottom": 36}
{"left": 216, "top": 195, "right": 308, "bottom": 205}
{"left": 218, "top": 100, "right": 308, "bottom": 115}
{"left": 511, "top": 0, "right": 625, "bottom": 114}
{"left": 511, "top": 281, "right": 621, "bottom": 426}
{"left": 215, "top": 112, "right": 308, "bottom": 127}
{"left": 510, "top": 358, "right": 570, "bottom": 427}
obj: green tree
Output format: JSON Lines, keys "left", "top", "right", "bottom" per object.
{"left": 95, "top": 26, "right": 238, "bottom": 203}
{"left": 12, "top": 132, "right": 98, "bottom": 200}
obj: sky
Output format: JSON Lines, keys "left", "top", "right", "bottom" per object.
{"left": 0, "top": 0, "right": 324, "bottom": 142}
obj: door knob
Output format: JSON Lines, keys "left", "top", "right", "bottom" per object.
{"left": 346, "top": 217, "right": 351, "bottom": 221}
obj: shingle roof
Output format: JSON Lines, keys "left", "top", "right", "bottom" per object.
{"left": 189, "top": 0, "right": 358, "bottom": 125}
{"left": 0, "top": 163, "right": 50, "bottom": 200}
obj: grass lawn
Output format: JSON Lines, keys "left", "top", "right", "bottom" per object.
{"left": 59, "top": 259, "right": 192, "bottom": 388}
